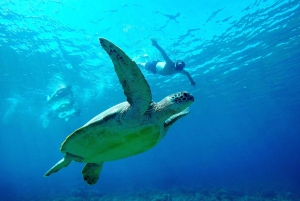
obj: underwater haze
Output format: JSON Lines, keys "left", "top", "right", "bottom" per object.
{"left": 1, "top": 0, "right": 300, "bottom": 200}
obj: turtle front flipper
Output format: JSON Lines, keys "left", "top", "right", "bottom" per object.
{"left": 82, "top": 162, "right": 103, "bottom": 185}
{"left": 164, "top": 107, "right": 190, "bottom": 133}
{"left": 99, "top": 38, "right": 152, "bottom": 116}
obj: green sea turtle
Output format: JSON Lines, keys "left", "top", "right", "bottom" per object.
{"left": 44, "top": 38, "right": 194, "bottom": 185}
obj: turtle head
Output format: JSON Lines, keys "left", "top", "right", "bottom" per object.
{"left": 155, "top": 91, "right": 194, "bottom": 121}
{"left": 167, "top": 91, "right": 194, "bottom": 110}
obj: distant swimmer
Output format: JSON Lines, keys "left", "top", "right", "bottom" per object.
{"left": 47, "top": 85, "right": 73, "bottom": 103}
{"left": 138, "top": 38, "right": 196, "bottom": 86}
{"left": 58, "top": 108, "right": 81, "bottom": 121}
{"left": 47, "top": 99, "right": 74, "bottom": 118}
{"left": 46, "top": 84, "right": 80, "bottom": 122}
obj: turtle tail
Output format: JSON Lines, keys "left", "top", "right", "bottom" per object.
{"left": 44, "top": 155, "right": 72, "bottom": 177}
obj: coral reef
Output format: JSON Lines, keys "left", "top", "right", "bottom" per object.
{"left": 39, "top": 187, "right": 299, "bottom": 201}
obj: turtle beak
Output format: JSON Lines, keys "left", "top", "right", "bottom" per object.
{"left": 183, "top": 92, "right": 194, "bottom": 102}
{"left": 189, "top": 94, "right": 194, "bottom": 102}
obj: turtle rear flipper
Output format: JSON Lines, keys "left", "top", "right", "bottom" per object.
{"left": 82, "top": 162, "right": 103, "bottom": 185}
{"left": 44, "top": 156, "right": 71, "bottom": 177}
{"left": 44, "top": 153, "right": 82, "bottom": 177}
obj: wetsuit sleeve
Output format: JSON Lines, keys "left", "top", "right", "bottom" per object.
{"left": 153, "top": 43, "right": 172, "bottom": 63}
{"left": 180, "top": 70, "right": 196, "bottom": 86}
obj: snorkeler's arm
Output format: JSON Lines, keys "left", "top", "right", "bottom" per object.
{"left": 180, "top": 70, "right": 196, "bottom": 86}
{"left": 151, "top": 38, "right": 172, "bottom": 63}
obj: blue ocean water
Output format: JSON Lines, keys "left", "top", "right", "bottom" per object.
{"left": 1, "top": 0, "right": 300, "bottom": 200}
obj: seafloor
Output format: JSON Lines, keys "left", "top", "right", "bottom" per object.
{"left": 25, "top": 187, "right": 299, "bottom": 201}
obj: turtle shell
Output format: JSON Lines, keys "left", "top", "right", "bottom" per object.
{"left": 60, "top": 102, "right": 162, "bottom": 163}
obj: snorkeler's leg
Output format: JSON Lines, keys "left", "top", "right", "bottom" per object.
{"left": 136, "top": 62, "right": 146, "bottom": 68}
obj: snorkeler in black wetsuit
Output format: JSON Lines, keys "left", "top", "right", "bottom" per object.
{"left": 138, "top": 38, "right": 196, "bottom": 86}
